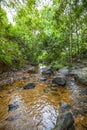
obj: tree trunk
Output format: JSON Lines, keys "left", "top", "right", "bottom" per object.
{"left": 69, "top": 0, "right": 72, "bottom": 64}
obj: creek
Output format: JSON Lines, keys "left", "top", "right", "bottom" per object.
{"left": 0, "top": 65, "right": 87, "bottom": 130}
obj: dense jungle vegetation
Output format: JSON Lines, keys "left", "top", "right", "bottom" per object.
{"left": 0, "top": 0, "right": 87, "bottom": 69}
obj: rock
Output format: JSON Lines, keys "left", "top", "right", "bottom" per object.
{"left": 42, "top": 66, "right": 53, "bottom": 76}
{"left": 69, "top": 68, "right": 80, "bottom": 76}
{"left": 0, "top": 95, "right": 4, "bottom": 98}
{"left": 8, "top": 89, "right": 14, "bottom": 94}
{"left": 30, "top": 62, "right": 38, "bottom": 66}
{"left": 16, "top": 86, "right": 23, "bottom": 91}
{"left": 40, "top": 77, "right": 47, "bottom": 81}
{"left": 59, "top": 102, "right": 71, "bottom": 112}
{"left": 70, "top": 67, "right": 87, "bottom": 86}
{"left": 68, "top": 125, "right": 75, "bottom": 130}
{"left": 27, "top": 67, "right": 36, "bottom": 73}
{"left": 6, "top": 114, "right": 21, "bottom": 121}
{"left": 22, "top": 76, "right": 27, "bottom": 80}
{"left": 51, "top": 92, "right": 60, "bottom": 97}
{"left": 49, "top": 84, "right": 58, "bottom": 91}
{"left": 58, "top": 67, "right": 69, "bottom": 76}
{"left": 52, "top": 75, "right": 66, "bottom": 86}
{"left": 72, "top": 109, "right": 79, "bottom": 117}
{"left": 23, "top": 83, "right": 35, "bottom": 89}
{"left": 74, "top": 67, "right": 87, "bottom": 86}
{"left": 75, "top": 74, "right": 87, "bottom": 86}
{"left": 52, "top": 112, "right": 75, "bottom": 130}
{"left": 79, "top": 88, "right": 87, "bottom": 96}
{"left": 43, "top": 89, "right": 49, "bottom": 93}
{"left": 10, "top": 78, "right": 14, "bottom": 85}
{"left": 8, "top": 103, "right": 19, "bottom": 111}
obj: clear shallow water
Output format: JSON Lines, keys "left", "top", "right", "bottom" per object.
{"left": 0, "top": 67, "right": 87, "bottom": 130}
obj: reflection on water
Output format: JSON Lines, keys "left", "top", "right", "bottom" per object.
{"left": 41, "top": 105, "right": 58, "bottom": 130}
{"left": 0, "top": 81, "right": 71, "bottom": 130}
{"left": 0, "top": 71, "right": 87, "bottom": 130}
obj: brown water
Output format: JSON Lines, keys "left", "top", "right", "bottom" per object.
{"left": 0, "top": 67, "right": 87, "bottom": 130}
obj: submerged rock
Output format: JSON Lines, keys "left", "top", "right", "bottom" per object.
{"left": 52, "top": 75, "right": 66, "bottom": 86}
{"left": 0, "top": 95, "right": 4, "bottom": 98}
{"left": 52, "top": 112, "right": 75, "bottom": 130}
{"left": 23, "top": 83, "right": 35, "bottom": 89}
{"left": 43, "top": 89, "right": 49, "bottom": 93}
{"left": 22, "top": 76, "right": 28, "bottom": 80}
{"left": 6, "top": 114, "right": 21, "bottom": 121}
{"left": 8, "top": 104, "right": 19, "bottom": 111}
{"left": 8, "top": 89, "right": 14, "bottom": 94}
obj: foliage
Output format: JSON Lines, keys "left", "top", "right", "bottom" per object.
{"left": 0, "top": 8, "right": 24, "bottom": 67}
{"left": 0, "top": 38, "right": 23, "bottom": 67}
{"left": 0, "top": 0, "right": 87, "bottom": 68}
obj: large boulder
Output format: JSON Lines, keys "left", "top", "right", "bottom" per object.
{"left": 58, "top": 67, "right": 69, "bottom": 76}
{"left": 52, "top": 112, "right": 75, "bottom": 130}
{"left": 69, "top": 67, "right": 87, "bottom": 86}
{"left": 52, "top": 75, "right": 66, "bottom": 86}
{"left": 75, "top": 67, "right": 87, "bottom": 86}
{"left": 23, "top": 83, "right": 35, "bottom": 89}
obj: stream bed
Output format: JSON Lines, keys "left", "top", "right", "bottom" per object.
{"left": 0, "top": 65, "right": 87, "bottom": 130}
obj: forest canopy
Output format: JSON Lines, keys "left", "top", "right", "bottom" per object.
{"left": 0, "top": 0, "right": 87, "bottom": 67}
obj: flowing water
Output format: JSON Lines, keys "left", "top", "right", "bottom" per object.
{"left": 0, "top": 66, "right": 87, "bottom": 130}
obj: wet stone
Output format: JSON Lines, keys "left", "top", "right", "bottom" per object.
{"left": 59, "top": 102, "right": 71, "bottom": 112}
{"left": 23, "top": 83, "right": 35, "bottom": 89}
{"left": 27, "top": 67, "right": 36, "bottom": 73}
{"left": 51, "top": 92, "right": 60, "bottom": 97}
{"left": 40, "top": 77, "right": 47, "bottom": 81}
{"left": 52, "top": 76, "right": 66, "bottom": 86}
{"left": 52, "top": 112, "right": 75, "bottom": 130}
{"left": 8, "top": 104, "right": 19, "bottom": 112}
{"left": 43, "top": 89, "right": 49, "bottom": 93}
{"left": 50, "top": 86, "right": 58, "bottom": 91}
{"left": 49, "top": 84, "right": 58, "bottom": 91}
{"left": 58, "top": 67, "right": 69, "bottom": 76}
{"left": 8, "top": 89, "right": 14, "bottom": 94}
{"left": 22, "top": 76, "right": 27, "bottom": 80}
{"left": 79, "top": 89, "right": 87, "bottom": 96}
{"left": 0, "top": 95, "right": 4, "bottom": 98}
{"left": 79, "top": 98, "right": 87, "bottom": 103}
{"left": 42, "top": 66, "right": 53, "bottom": 76}
{"left": 16, "top": 86, "right": 23, "bottom": 91}
{"left": 72, "top": 109, "right": 79, "bottom": 117}
{"left": 79, "top": 107, "right": 87, "bottom": 115}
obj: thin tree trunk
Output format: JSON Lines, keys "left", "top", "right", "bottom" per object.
{"left": 76, "top": 21, "right": 80, "bottom": 60}
{"left": 69, "top": 0, "right": 72, "bottom": 64}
